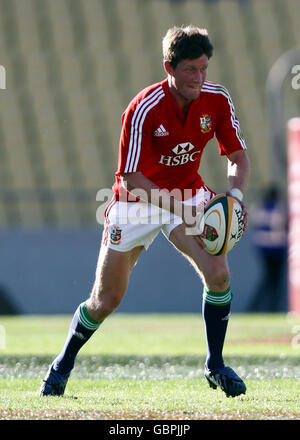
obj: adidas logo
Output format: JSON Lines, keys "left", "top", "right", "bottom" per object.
{"left": 221, "top": 313, "right": 231, "bottom": 321}
{"left": 154, "top": 124, "right": 169, "bottom": 137}
{"left": 72, "top": 329, "right": 86, "bottom": 340}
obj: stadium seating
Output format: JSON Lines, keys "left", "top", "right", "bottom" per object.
{"left": 0, "top": 0, "right": 299, "bottom": 227}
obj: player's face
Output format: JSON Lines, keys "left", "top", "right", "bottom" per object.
{"left": 166, "top": 55, "right": 209, "bottom": 105}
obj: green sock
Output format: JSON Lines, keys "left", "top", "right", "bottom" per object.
{"left": 53, "top": 302, "right": 102, "bottom": 374}
{"left": 77, "top": 302, "right": 103, "bottom": 331}
{"left": 202, "top": 287, "right": 233, "bottom": 370}
{"left": 202, "top": 286, "right": 233, "bottom": 306}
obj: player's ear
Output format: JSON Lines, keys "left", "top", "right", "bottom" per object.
{"left": 164, "top": 60, "right": 174, "bottom": 76}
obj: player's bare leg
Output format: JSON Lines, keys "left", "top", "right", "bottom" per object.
{"left": 40, "top": 245, "right": 143, "bottom": 396}
{"left": 168, "top": 222, "right": 230, "bottom": 290}
{"left": 85, "top": 244, "right": 144, "bottom": 322}
{"left": 168, "top": 223, "right": 246, "bottom": 397}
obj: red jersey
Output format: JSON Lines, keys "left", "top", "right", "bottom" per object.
{"left": 113, "top": 78, "right": 246, "bottom": 200}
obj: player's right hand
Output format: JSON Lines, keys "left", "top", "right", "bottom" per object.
{"left": 184, "top": 212, "right": 206, "bottom": 248}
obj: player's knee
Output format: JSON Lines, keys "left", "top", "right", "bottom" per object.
{"left": 86, "top": 295, "right": 121, "bottom": 321}
{"left": 99, "top": 297, "right": 121, "bottom": 318}
{"left": 205, "top": 269, "right": 230, "bottom": 292}
{"left": 89, "top": 285, "right": 124, "bottom": 319}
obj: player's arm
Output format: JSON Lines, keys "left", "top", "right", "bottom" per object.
{"left": 120, "top": 171, "right": 197, "bottom": 227}
{"left": 227, "top": 149, "right": 250, "bottom": 197}
{"left": 215, "top": 87, "right": 250, "bottom": 200}
{"left": 227, "top": 149, "right": 250, "bottom": 230}
{"left": 215, "top": 87, "right": 250, "bottom": 230}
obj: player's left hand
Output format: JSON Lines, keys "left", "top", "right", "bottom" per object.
{"left": 239, "top": 200, "right": 248, "bottom": 232}
{"left": 227, "top": 192, "right": 248, "bottom": 232}
{"left": 195, "top": 234, "right": 206, "bottom": 249}
{"left": 193, "top": 213, "right": 207, "bottom": 249}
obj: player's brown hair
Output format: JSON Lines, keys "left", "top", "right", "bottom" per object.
{"left": 162, "top": 25, "right": 213, "bottom": 68}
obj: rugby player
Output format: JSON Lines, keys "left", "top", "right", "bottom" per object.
{"left": 40, "top": 25, "right": 250, "bottom": 398}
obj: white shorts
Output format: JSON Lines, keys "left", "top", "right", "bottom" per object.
{"left": 102, "top": 186, "right": 216, "bottom": 252}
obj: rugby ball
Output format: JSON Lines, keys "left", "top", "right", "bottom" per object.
{"left": 200, "top": 193, "right": 244, "bottom": 255}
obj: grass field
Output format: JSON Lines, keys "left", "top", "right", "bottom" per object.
{"left": 0, "top": 313, "right": 299, "bottom": 421}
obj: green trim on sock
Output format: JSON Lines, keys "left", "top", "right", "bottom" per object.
{"left": 203, "top": 286, "right": 233, "bottom": 306}
{"left": 77, "top": 302, "right": 103, "bottom": 331}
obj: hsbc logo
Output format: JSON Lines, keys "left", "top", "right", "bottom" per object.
{"left": 172, "top": 142, "right": 194, "bottom": 155}
{"left": 159, "top": 142, "right": 200, "bottom": 167}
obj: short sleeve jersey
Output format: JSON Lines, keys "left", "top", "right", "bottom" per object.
{"left": 113, "top": 79, "right": 246, "bottom": 200}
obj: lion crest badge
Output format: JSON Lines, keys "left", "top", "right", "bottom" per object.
{"left": 200, "top": 114, "right": 212, "bottom": 133}
{"left": 110, "top": 225, "right": 122, "bottom": 245}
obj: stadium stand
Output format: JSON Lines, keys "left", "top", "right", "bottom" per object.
{"left": 0, "top": 0, "right": 299, "bottom": 227}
